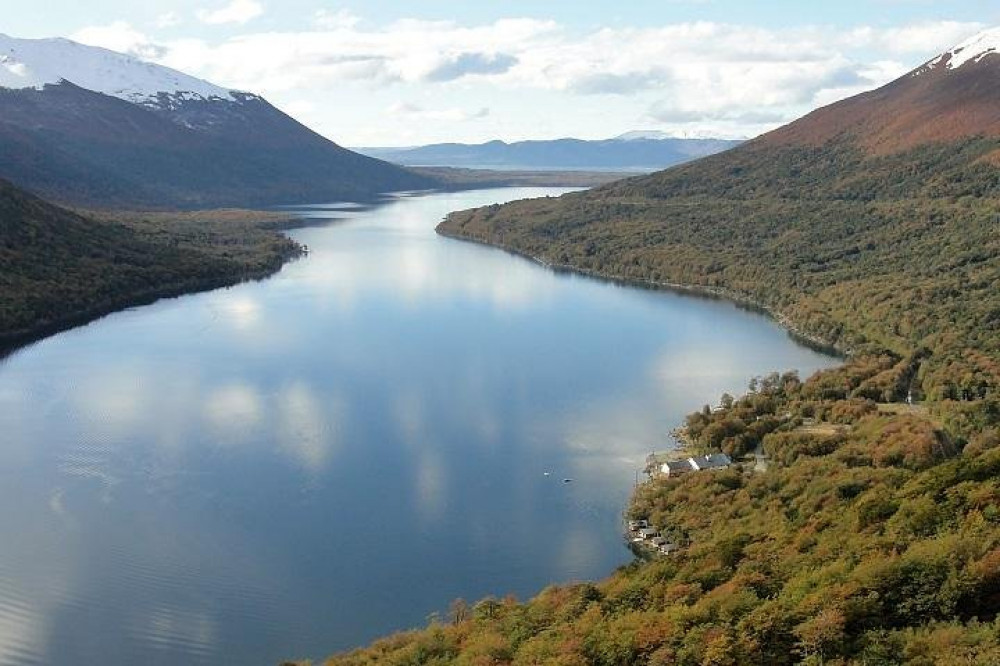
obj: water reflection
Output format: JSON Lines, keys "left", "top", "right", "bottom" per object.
{"left": 0, "top": 188, "right": 838, "bottom": 665}
{"left": 203, "top": 383, "right": 263, "bottom": 445}
{"left": 276, "top": 382, "right": 341, "bottom": 474}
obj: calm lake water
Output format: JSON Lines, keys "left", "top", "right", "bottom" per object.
{"left": 0, "top": 188, "right": 837, "bottom": 665}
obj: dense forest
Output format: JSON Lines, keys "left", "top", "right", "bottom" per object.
{"left": 0, "top": 179, "right": 300, "bottom": 350}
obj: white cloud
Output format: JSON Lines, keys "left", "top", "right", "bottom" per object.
{"left": 156, "top": 12, "right": 182, "bottom": 29}
{"left": 313, "top": 8, "right": 360, "bottom": 30}
{"left": 71, "top": 21, "right": 164, "bottom": 59}
{"left": 281, "top": 99, "right": 316, "bottom": 120}
{"left": 388, "top": 102, "right": 490, "bottom": 122}
{"left": 153, "top": 18, "right": 558, "bottom": 92}
{"left": 151, "top": 18, "right": 982, "bottom": 95}
{"left": 843, "top": 21, "right": 986, "bottom": 56}
{"left": 68, "top": 16, "right": 987, "bottom": 142}
{"left": 196, "top": 0, "right": 264, "bottom": 26}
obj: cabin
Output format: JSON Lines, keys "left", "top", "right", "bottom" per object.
{"left": 627, "top": 519, "right": 649, "bottom": 531}
{"left": 637, "top": 527, "right": 659, "bottom": 540}
{"left": 689, "top": 453, "right": 732, "bottom": 471}
{"left": 659, "top": 542, "right": 679, "bottom": 555}
{"left": 660, "top": 459, "right": 695, "bottom": 477}
{"left": 653, "top": 452, "right": 732, "bottom": 477}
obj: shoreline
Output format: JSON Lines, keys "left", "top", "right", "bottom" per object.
{"left": 434, "top": 225, "right": 848, "bottom": 359}
{"left": 0, "top": 211, "right": 306, "bottom": 360}
{"left": 0, "top": 249, "right": 304, "bottom": 360}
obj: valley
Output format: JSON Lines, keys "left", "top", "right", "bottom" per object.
{"left": 2, "top": 10, "right": 1000, "bottom": 666}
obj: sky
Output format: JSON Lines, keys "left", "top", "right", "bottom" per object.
{"left": 3, "top": 1, "right": 999, "bottom": 146}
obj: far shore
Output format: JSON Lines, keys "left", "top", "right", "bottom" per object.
{"left": 434, "top": 224, "right": 847, "bottom": 359}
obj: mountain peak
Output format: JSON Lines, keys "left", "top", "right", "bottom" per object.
{"left": 928, "top": 26, "right": 1000, "bottom": 71}
{"left": 0, "top": 33, "right": 239, "bottom": 106}
{"left": 759, "top": 25, "right": 1000, "bottom": 155}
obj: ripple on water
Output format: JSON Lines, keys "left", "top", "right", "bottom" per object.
{"left": 127, "top": 603, "right": 217, "bottom": 662}
{"left": 0, "top": 573, "right": 44, "bottom": 666}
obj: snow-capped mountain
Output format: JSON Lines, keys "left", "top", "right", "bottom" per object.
{"left": 926, "top": 26, "right": 1000, "bottom": 71}
{"left": 0, "top": 34, "right": 433, "bottom": 208}
{"left": 614, "top": 130, "right": 674, "bottom": 142}
{"left": 0, "top": 34, "right": 238, "bottom": 107}
{"left": 615, "top": 129, "right": 747, "bottom": 142}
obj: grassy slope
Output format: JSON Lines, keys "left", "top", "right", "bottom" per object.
{"left": 0, "top": 180, "right": 301, "bottom": 351}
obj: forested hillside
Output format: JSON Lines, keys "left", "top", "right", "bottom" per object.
{"left": 0, "top": 179, "right": 299, "bottom": 349}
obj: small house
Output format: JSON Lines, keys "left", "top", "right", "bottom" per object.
{"left": 627, "top": 519, "right": 649, "bottom": 531}
{"left": 659, "top": 542, "right": 679, "bottom": 555}
{"left": 638, "top": 527, "right": 658, "bottom": 540}
{"left": 689, "top": 453, "right": 732, "bottom": 471}
{"left": 660, "top": 459, "right": 695, "bottom": 477}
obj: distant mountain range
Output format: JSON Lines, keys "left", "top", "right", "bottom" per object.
{"left": 357, "top": 133, "right": 743, "bottom": 171}
{"left": 0, "top": 35, "right": 435, "bottom": 209}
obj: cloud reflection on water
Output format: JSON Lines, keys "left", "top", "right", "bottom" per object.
{"left": 277, "top": 381, "right": 343, "bottom": 474}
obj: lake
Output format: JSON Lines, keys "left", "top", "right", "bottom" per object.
{"left": 0, "top": 188, "right": 837, "bottom": 665}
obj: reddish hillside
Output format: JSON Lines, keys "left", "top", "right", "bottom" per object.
{"left": 759, "top": 30, "right": 1000, "bottom": 155}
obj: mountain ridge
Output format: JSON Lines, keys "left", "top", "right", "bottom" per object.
{"left": 0, "top": 177, "right": 300, "bottom": 349}
{"left": 757, "top": 35, "right": 1000, "bottom": 155}
{"left": 0, "top": 33, "right": 238, "bottom": 106}
{"left": 0, "top": 35, "right": 436, "bottom": 208}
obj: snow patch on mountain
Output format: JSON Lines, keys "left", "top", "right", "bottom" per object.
{"left": 616, "top": 129, "right": 747, "bottom": 141}
{"left": 930, "top": 27, "right": 1000, "bottom": 71}
{"left": 0, "top": 33, "right": 239, "bottom": 105}
{"left": 616, "top": 130, "right": 673, "bottom": 141}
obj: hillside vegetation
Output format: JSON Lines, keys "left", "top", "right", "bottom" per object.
{"left": 0, "top": 179, "right": 300, "bottom": 350}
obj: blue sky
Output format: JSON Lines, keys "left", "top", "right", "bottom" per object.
{"left": 8, "top": 1, "right": 1000, "bottom": 36}
{"left": 4, "top": 1, "right": 998, "bottom": 144}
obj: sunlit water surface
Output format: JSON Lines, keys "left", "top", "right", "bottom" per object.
{"left": 0, "top": 188, "right": 837, "bottom": 664}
